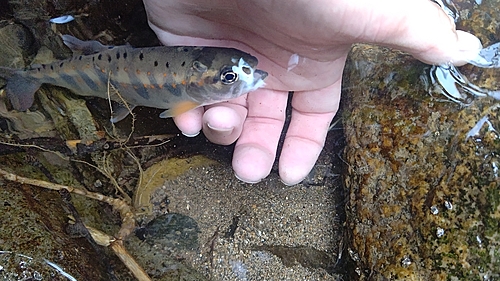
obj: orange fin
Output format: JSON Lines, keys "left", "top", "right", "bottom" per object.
{"left": 159, "top": 101, "right": 201, "bottom": 118}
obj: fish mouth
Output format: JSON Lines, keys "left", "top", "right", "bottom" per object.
{"left": 254, "top": 69, "right": 268, "bottom": 80}
{"left": 245, "top": 68, "right": 267, "bottom": 91}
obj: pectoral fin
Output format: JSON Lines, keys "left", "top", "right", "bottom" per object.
{"left": 159, "top": 101, "right": 201, "bottom": 118}
{"left": 110, "top": 104, "right": 136, "bottom": 123}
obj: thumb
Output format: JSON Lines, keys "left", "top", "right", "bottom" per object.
{"left": 355, "top": 0, "right": 481, "bottom": 65}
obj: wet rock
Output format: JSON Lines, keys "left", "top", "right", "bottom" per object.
{"left": 0, "top": 179, "right": 116, "bottom": 280}
{"left": 0, "top": 23, "right": 35, "bottom": 68}
{"left": 252, "top": 245, "right": 337, "bottom": 273}
{"left": 343, "top": 2, "right": 500, "bottom": 279}
{"left": 343, "top": 43, "right": 500, "bottom": 281}
{"left": 130, "top": 213, "right": 207, "bottom": 280}
{"left": 6, "top": 0, "right": 158, "bottom": 58}
{"left": 458, "top": 0, "right": 500, "bottom": 48}
{"left": 0, "top": 23, "right": 54, "bottom": 139}
{"left": 458, "top": 0, "right": 500, "bottom": 91}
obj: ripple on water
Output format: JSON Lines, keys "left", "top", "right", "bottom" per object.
{"left": 0, "top": 251, "right": 77, "bottom": 281}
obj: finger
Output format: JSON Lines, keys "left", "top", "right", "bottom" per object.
{"left": 173, "top": 107, "right": 205, "bottom": 137}
{"left": 174, "top": 95, "right": 247, "bottom": 138}
{"left": 352, "top": 0, "right": 482, "bottom": 65}
{"left": 279, "top": 80, "right": 341, "bottom": 185}
{"left": 202, "top": 98, "right": 248, "bottom": 145}
{"left": 232, "top": 89, "right": 289, "bottom": 183}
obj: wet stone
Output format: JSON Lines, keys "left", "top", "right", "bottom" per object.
{"left": 0, "top": 180, "right": 117, "bottom": 280}
{"left": 343, "top": 41, "right": 500, "bottom": 280}
{"left": 457, "top": 0, "right": 500, "bottom": 91}
{"left": 0, "top": 23, "right": 35, "bottom": 69}
{"left": 135, "top": 213, "right": 200, "bottom": 250}
{"left": 342, "top": 1, "right": 500, "bottom": 278}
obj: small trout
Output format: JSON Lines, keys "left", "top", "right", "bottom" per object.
{"left": 0, "top": 35, "right": 267, "bottom": 122}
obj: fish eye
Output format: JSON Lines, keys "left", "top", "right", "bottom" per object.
{"left": 220, "top": 68, "right": 238, "bottom": 84}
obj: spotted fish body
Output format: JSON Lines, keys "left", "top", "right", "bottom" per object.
{"left": 1, "top": 35, "right": 267, "bottom": 122}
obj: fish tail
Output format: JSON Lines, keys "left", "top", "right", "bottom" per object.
{"left": 0, "top": 67, "right": 41, "bottom": 111}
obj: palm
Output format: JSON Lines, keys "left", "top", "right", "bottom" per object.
{"left": 143, "top": 0, "right": 480, "bottom": 184}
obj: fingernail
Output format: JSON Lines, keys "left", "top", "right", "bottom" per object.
{"left": 234, "top": 172, "right": 261, "bottom": 184}
{"left": 206, "top": 122, "right": 234, "bottom": 133}
{"left": 456, "top": 31, "right": 483, "bottom": 63}
{"left": 182, "top": 131, "right": 200, "bottom": 137}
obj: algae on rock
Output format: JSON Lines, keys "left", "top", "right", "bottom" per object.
{"left": 343, "top": 43, "right": 500, "bottom": 280}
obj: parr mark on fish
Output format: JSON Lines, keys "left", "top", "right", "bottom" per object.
{"left": 1, "top": 35, "right": 268, "bottom": 123}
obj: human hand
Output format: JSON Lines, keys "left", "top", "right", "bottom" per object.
{"left": 143, "top": 0, "right": 481, "bottom": 185}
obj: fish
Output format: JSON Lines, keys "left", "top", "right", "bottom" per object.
{"left": 0, "top": 35, "right": 268, "bottom": 123}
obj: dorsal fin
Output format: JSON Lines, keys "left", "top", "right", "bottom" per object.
{"left": 61, "top": 35, "right": 112, "bottom": 55}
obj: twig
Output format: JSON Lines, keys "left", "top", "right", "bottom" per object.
{"left": 105, "top": 71, "right": 142, "bottom": 201}
{"left": 106, "top": 71, "right": 136, "bottom": 144}
{"left": 0, "top": 167, "right": 135, "bottom": 239}
{"left": 110, "top": 240, "right": 151, "bottom": 281}
{"left": 0, "top": 140, "right": 133, "bottom": 203}
{"left": 0, "top": 167, "right": 147, "bottom": 279}
{"left": 85, "top": 226, "right": 151, "bottom": 281}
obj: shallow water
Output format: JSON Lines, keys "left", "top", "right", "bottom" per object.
{"left": 0, "top": 0, "right": 499, "bottom": 280}
{"left": 0, "top": 1, "right": 347, "bottom": 280}
{"left": 342, "top": 0, "right": 500, "bottom": 279}
{"left": 0, "top": 251, "right": 77, "bottom": 281}
{"left": 427, "top": 0, "right": 500, "bottom": 181}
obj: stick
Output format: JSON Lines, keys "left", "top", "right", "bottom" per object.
{"left": 0, "top": 167, "right": 147, "bottom": 279}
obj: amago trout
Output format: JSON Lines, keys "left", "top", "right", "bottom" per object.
{"left": 0, "top": 35, "right": 268, "bottom": 122}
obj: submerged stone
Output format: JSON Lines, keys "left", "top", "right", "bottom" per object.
{"left": 343, "top": 43, "right": 500, "bottom": 280}
{"left": 0, "top": 179, "right": 115, "bottom": 280}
